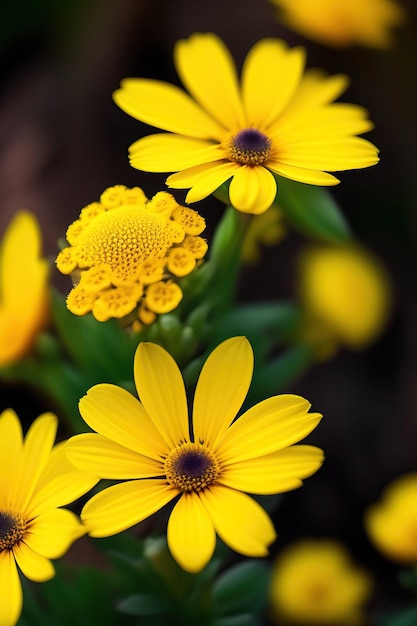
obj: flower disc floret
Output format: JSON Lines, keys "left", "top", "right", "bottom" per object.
{"left": 0, "top": 512, "right": 26, "bottom": 551}
{"left": 56, "top": 186, "right": 207, "bottom": 324}
{"left": 165, "top": 443, "right": 220, "bottom": 492}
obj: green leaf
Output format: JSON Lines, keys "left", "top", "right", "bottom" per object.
{"left": 376, "top": 604, "right": 417, "bottom": 626}
{"left": 118, "top": 593, "right": 171, "bottom": 616}
{"left": 275, "top": 176, "right": 351, "bottom": 243}
{"left": 213, "top": 560, "right": 271, "bottom": 617}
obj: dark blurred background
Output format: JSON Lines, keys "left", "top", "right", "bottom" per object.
{"left": 1, "top": 0, "right": 416, "bottom": 619}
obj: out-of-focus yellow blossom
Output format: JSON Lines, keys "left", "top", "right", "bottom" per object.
{"left": 269, "top": 539, "right": 373, "bottom": 625}
{"left": 0, "top": 211, "right": 49, "bottom": 367}
{"left": 241, "top": 206, "right": 286, "bottom": 264}
{"left": 56, "top": 186, "right": 207, "bottom": 325}
{"left": 297, "top": 245, "right": 391, "bottom": 356}
{"left": 113, "top": 33, "right": 379, "bottom": 215}
{"left": 269, "top": 0, "right": 405, "bottom": 49}
{"left": 364, "top": 473, "right": 417, "bottom": 564}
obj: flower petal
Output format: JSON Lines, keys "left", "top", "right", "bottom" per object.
{"left": 129, "top": 134, "right": 223, "bottom": 172}
{"left": 228, "top": 165, "right": 277, "bottom": 214}
{"left": 134, "top": 342, "right": 189, "bottom": 448}
{"left": 175, "top": 33, "right": 245, "bottom": 130}
{"left": 113, "top": 78, "right": 224, "bottom": 138}
{"left": 81, "top": 479, "right": 176, "bottom": 537}
{"left": 14, "top": 542, "right": 55, "bottom": 582}
{"left": 66, "top": 433, "right": 163, "bottom": 479}
{"left": 200, "top": 485, "right": 276, "bottom": 556}
{"left": 193, "top": 337, "right": 253, "bottom": 448}
{"left": 215, "top": 395, "right": 322, "bottom": 463}
{"left": 219, "top": 445, "right": 324, "bottom": 494}
{"left": 0, "top": 552, "right": 22, "bottom": 626}
{"left": 78, "top": 383, "right": 167, "bottom": 459}
{"left": 0, "top": 409, "right": 23, "bottom": 503}
{"left": 283, "top": 70, "right": 349, "bottom": 113}
{"left": 277, "top": 137, "right": 380, "bottom": 171}
{"left": 25, "top": 508, "right": 84, "bottom": 559}
{"left": 167, "top": 493, "right": 216, "bottom": 572}
{"left": 269, "top": 161, "right": 340, "bottom": 186}
{"left": 168, "top": 161, "right": 239, "bottom": 203}
{"left": 242, "top": 39, "right": 305, "bottom": 128}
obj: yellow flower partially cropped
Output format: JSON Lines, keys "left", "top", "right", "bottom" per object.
{"left": 0, "top": 211, "right": 49, "bottom": 367}
{"left": 0, "top": 409, "right": 98, "bottom": 626}
{"left": 269, "top": 539, "right": 373, "bottom": 625}
{"left": 364, "top": 473, "right": 417, "bottom": 564}
{"left": 241, "top": 206, "right": 286, "bottom": 264}
{"left": 269, "top": 0, "right": 405, "bottom": 49}
{"left": 56, "top": 186, "right": 207, "bottom": 324}
{"left": 66, "top": 336, "right": 324, "bottom": 573}
{"left": 113, "top": 33, "right": 379, "bottom": 215}
{"left": 297, "top": 245, "right": 391, "bottom": 354}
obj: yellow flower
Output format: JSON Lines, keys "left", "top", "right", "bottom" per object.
{"left": 113, "top": 33, "right": 379, "bottom": 215}
{"left": 66, "top": 336, "right": 324, "bottom": 573}
{"left": 269, "top": 539, "right": 373, "bottom": 625}
{"left": 0, "top": 409, "right": 97, "bottom": 626}
{"left": 241, "top": 206, "right": 286, "bottom": 264}
{"left": 0, "top": 211, "right": 49, "bottom": 367}
{"left": 56, "top": 186, "right": 207, "bottom": 324}
{"left": 269, "top": 0, "right": 405, "bottom": 49}
{"left": 364, "top": 473, "right": 417, "bottom": 564}
{"left": 297, "top": 245, "right": 391, "bottom": 354}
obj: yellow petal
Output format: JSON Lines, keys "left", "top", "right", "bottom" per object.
{"left": 175, "top": 33, "right": 245, "bottom": 130}
{"left": 66, "top": 433, "right": 163, "bottom": 479}
{"left": 14, "top": 542, "right": 55, "bottom": 582}
{"left": 200, "top": 485, "right": 276, "bottom": 556}
{"left": 113, "top": 78, "right": 224, "bottom": 138}
{"left": 219, "top": 445, "right": 324, "bottom": 494}
{"left": 81, "top": 479, "right": 176, "bottom": 537}
{"left": 193, "top": 337, "right": 253, "bottom": 448}
{"left": 168, "top": 161, "right": 239, "bottom": 203}
{"left": 25, "top": 509, "right": 84, "bottom": 559}
{"left": 269, "top": 161, "right": 340, "bottom": 185}
{"left": 283, "top": 70, "right": 349, "bottom": 114}
{"left": 228, "top": 165, "right": 277, "bottom": 214}
{"left": 129, "top": 134, "right": 222, "bottom": 172}
{"left": 215, "top": 395, "right": 322, "bottom": 463}
{"left": 134, "top": 342, "right": 189, "bottom": 448}
{"left": 0, "top": 551, "right": 22, "bottom": 626}
{"left": 277, "top": 137, "right": 380, "bottom": 171}
{"left": 79, "top": 383, "right": 167, "bottom": 459}
{"left": 0, "top": 409, "right": 23, "bottom": 503}
{"left": 167, "top": 493, "right": 216, "bottom": 573}
{"left": 242, "top": 39, "right": 305, "bottom": 128}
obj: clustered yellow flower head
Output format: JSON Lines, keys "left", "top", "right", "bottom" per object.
{"left": 113, "top": 33, "right": 379, "bottom": 215}
{"left": 269, "top": 0, "right": 405, "bottom": 49}
{"left": 56, "top": 185, "right": 207, "bottom": 325}
{"left": 364, "top": 473, "right": 417, "bottom": 564}
{"left": 269, "top": 539, "right": 373, "bottom": 625}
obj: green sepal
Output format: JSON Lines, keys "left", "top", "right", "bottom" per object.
{"left": 212, "top": 560, "right": 271, "bottom": 618}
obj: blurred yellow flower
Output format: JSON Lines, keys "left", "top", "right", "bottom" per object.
{"left": 66, "top": 337, "right": 324, "bottom": 573}
{"left": 364, "top": 473, "right": 417, "bottom": 564}
{"left": 0, "top": 409, "right": 97, "bottom": 626}
{"left": 269, "top": 539, "right": 373, "bottom": 625}
{"left": 297, "top": 245, "right": 391, "bottom": 354}
{"left": 56, "top": 186, "right": 207, "bottom": 324}
{"left": 0, "top": 211, "right": 49, "bottom": 367}
{"left": 269, "top": 0, "right": 405, "bottom": 48}
{"left": 113, "top": 33, "right": 379, "bottom": 215}
{"left": 241, "top": 206, "right": 286, "bottom": 264}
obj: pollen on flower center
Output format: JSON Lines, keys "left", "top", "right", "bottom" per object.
{"left": 0, "top": 511, "right": 27, "bottom": 551}
{"left": 164, "top": 443, "right": 219, "bottom": 493}
{"left": 229, "top": 128, "right": 272, "bottom": 165}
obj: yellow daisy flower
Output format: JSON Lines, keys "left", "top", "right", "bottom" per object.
{"left": 269, "top": 539, "right": 373, "bottom": 625}
{"left": 66, "top": 336, "right": 324, "bottom": 573}
{"left": 0, "top": 211, "right": 49, "bottom": 367}
{"left": 269, "top": 0, "right": 405, "bottom": 49}
{"left": 56, "top": 186, "right": 207, "bottom": 324}
{"left": 364, "top": 473, "right": 417, "bottom": 564}
{"left": 0, "top": 409, "right": 98, "bottom": 626}
{"left": 113, "top": 33, "right": 379, "bottom": 215}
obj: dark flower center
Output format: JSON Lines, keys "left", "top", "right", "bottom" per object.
{"left": 229, "top": 128, "right": 272, "bottom": 165}
{"left": 165, "top": 443, "right": 219, "bottom": 493}
{"left": 0, "top": 511, "right": 27, "bottom": 551}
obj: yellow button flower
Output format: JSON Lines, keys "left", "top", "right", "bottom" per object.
{"left": 56, "top": 186, "right": 207, "bottom": 324}
{"left": 113, "top": 33, "right": 379, "bottom": 215}
{"left": 0, "top": 211, "right": 49, "bottom": 367}
{"left": 66, "top": 336, "right": 324, "bottom": 573}
{"left": 297, "top": 245, "right": 391, "bottom": 353}
{"left": 364, "top": 473, "right": 417, "bottom": 564}
{"left": 269, "top": 539, "right": 373, "bottom": 625}
{"left": 269, "top": 0, "right": 405, "bottom": 49}
{"left": 0, "top": 409, "right": 98, "bottom": 626}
